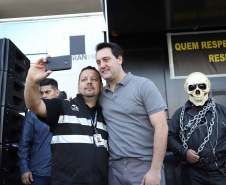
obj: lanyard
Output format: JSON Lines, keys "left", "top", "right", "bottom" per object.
{"left": 90, "top": 110, "right": 97, "bottom": 126}
{"left": 90, "top": 111, "right": 98, "bottom": 134}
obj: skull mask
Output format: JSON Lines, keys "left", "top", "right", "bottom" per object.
{"left": 184, "top": 72, "right": 211, "bottom": 106}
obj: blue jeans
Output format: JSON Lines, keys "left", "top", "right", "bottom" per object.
{"left": 31, "top": 175, "right": 51, "bottom": 185}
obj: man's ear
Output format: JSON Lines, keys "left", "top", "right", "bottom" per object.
{"left": 55, "top": 89, "right": 60, "bottom": 98}
{"left": 118, "top": 56, "right": 123, "bottom": 65}
{"left": 100, "top": 83, "right": 103, "bottom": 92}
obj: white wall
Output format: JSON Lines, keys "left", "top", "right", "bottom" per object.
{"left": 0, "top": 12, "right": 106, "bottom": 98}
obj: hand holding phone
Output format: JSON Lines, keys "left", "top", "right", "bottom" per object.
{"left": 45, "top": 55, "right": 72, "bottom": 71}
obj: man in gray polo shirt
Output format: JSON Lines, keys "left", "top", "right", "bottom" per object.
{"left": 96, "top": 42, "right": 168, "bottom": 185}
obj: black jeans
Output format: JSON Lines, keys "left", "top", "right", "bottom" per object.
{"left": 184, "top": 165, "right": 226, "bottom": 185}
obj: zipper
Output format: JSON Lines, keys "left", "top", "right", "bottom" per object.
{"left": 222, "top": 121, "right": 226, "bottom": 128}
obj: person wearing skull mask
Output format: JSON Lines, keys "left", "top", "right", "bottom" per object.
{"left": 168, "top": 72, "right": 226, "bottom": 185}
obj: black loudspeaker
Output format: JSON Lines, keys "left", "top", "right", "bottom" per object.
{"left": 0, "top": 39, "right": 30, "bottom": 112}
{"left": 0, "top": 39, "right": 6, "bottom": 106}
{"left": 0, "top": 107, "right": 24, "bottom": 185}
{"left": 1, "top": 109, "right": 24, "bottom": 144}
{"left": 0, "top": 39, "right": 6, "bottom": 71}
{"left": 2, "top": 39, "right": 30, "bottom": 80}
{"left": 1, "top": 73, "right": 27, "bottom": 112}
{"left": 0, "top": 144, "right": 23, "bottom": 185}
{"left": 0, "top": 71, "right": 3, "bottom": 108}
{"left": 0, "top": 38, "right": 29, "bottom": 185}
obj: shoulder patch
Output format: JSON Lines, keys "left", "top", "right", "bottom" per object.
{"left": 71, "top": 104, "right": 79, "bottom": 111}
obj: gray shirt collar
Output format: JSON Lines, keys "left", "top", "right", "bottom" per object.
{"left": 105, "top": 72, "right": 133, "bottom": 91}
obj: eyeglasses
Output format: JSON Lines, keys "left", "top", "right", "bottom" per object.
{"left": 188, "top": 84, "right": 206, "bottom": 91}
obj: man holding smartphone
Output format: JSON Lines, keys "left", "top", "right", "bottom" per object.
{"left": 24, "top": 58, "right": 108, "bottom": 185}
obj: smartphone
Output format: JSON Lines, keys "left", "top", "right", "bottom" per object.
{"left": 45, "top": 55, "right": 72, "bottom": 71}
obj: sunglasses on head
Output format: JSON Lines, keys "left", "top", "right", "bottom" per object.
{"left": 188, "top": 84, "right": 206, "bottom": 91}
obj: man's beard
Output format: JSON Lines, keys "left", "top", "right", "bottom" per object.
{"left": 84, "top": 85, "right": 95, "bottom": 97}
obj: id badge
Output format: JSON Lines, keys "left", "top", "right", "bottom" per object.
{"left": 93, "top": 134, "right": 104, "bottom": 147}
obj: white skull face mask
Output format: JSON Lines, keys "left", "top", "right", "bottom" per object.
{"left": 184, "top": 72, "right": 211, "bottom": 106}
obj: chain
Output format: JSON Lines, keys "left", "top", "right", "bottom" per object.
{"left": 179, "top": 98, "right": 216, "bottom": 154}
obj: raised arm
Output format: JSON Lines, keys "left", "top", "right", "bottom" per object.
{"left": 141, "top": 110, "right": 168, "bottom": 185}
{"left": 24, "top": 57, "right": 52, "bottom": 117}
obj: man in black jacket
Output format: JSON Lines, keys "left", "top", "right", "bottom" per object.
{"left": 168, "top": 72, "right": 226, "bottom": 185}
{"left": 24, "top": 57, "right": 108, "bottom": 185}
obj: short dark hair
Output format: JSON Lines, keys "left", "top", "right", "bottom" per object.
{"left": 96, "top": 42, "right": 123, "bottom": 59}
{"left": 39, "top": 78, "right": 58, "bottom": 90}
{"left": 78, "top": 66, "right": 102, "bottom": 83}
